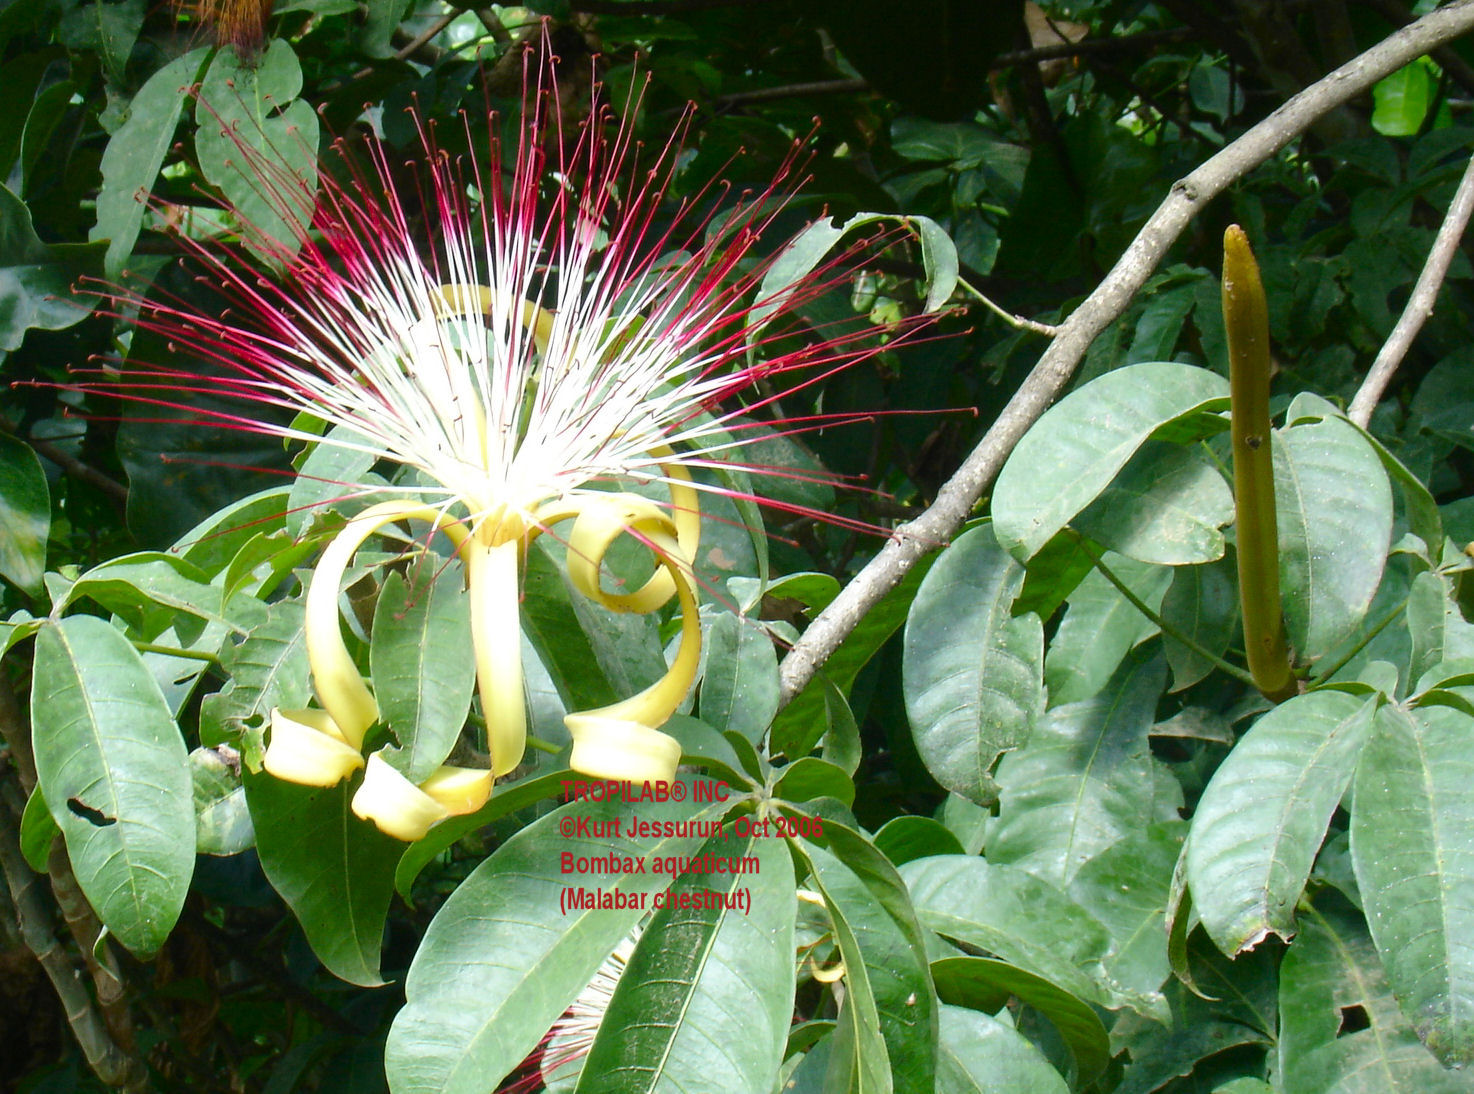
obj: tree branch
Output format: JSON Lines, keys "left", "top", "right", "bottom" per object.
{"left": 0, "top": 796, "right": 145, "bottom": 1090}
{"left": 777, "top": 0, "right": 1474, "bottom": 707}
{"left": 1348, "top": 149, "right": 1474, "bottom": 428}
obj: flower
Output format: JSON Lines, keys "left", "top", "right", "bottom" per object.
{"left": 74, "top": 36, "right": 919, "bottom": 839}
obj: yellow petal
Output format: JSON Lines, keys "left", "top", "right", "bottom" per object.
{"left": 564, "top": 714, "right": 683, "bottom": 784}
{"left": 263, "top": 708, "right": 365, "bottom": 786}
{"left": 418, "top": 765, "right": 494, "bottom": 815}
{"left": 464, "top": 538, "right": 527, "bottom": 777}
{"left": 351, "top": 752, "right": 450, "bottom": 841}
{"left": 306, "top": 500, "right": 466, "bottom": 748}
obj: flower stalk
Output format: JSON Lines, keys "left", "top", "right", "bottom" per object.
{"left": 1223, "top": 225, "right": 1297, "bottom": 703}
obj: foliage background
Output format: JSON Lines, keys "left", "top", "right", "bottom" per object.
{"left": 5, "top": 0, "right": 1474, "bottom": 1092}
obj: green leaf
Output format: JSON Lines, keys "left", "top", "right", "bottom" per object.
{"left": 753, "top": 211, "right": 954, "bottom": 337}
{"left": 1274, "top": 415, "right": 1393, "bottom": 662}
{"left": 990, "top": 646, "right": 1165, "bottom": 886}
{"left": 902, "top": 855, "right": 1114, "bottom": 1010}
{"left": 285, "top": 426, "right": 381, "bottom": 536}
{"left": 1185, "top": 690, "right": 1375, "bottom": 955}
{"left": 935, "top": 1004, "right": 1069, "bottom": 1093}
{"left": 699, "top": 611, "right": 780, "bottom": 743}
{"left": 1161, "top": 557, "right": 1239, "bottom": 691}
{"left": 873, "top": 816, "right": 964, "bottom": 867}
{"left": 20, "top": 784, "right": 59, "bottom": 872}
{"left": 92, "top": 47, "right": 210, "bottom": 276}
{"left": 1074, "top": 441, "right": 1233, "bottom": 566}
{"left": 0, "top": 432, "right": 48, "bottom": 594}
{"left": 243, "top": 770, "right": 400, "bottom": 987}
{"left": 571, "top": 834, "right": 795, "bottom": 1094}
{"left": 0, "top": 184, "right": 100, "bottom": 348}
{"left": 385, "top": 791, "right": 724, "bottom": 1093}
{"left": 173, "top": 486, "right": 290, "bottom": 577}
{"left": 371, "top": 564, "right": 476, "bottom": 783}
{"left": 1044, "top": 555, "right": 1172, "bottom": 705}
{"left": 194, "top": 41, "right": 319, "bottom": 263}
{"left": 1067, "top": 821, "right": 1183, "bottom": 1015}
{"left": 190, "top": 746, "right": 253, "bottom": 856}
{"left": 903, "top": 524, "right": 1044, "bottom": 806}
{"left": 63, "top": 551, "right": 242, "bottom": 640}
{"left": 1013, "top": 529, "right": 1093, "bottom": 621}
{"left": 201, "top": 596, "right": 308, "bottom": 765}
{"left": 1373, "top": 60, "right": 1434, "bottom": 137}
{"left": 819, "top": 675, "right": 862, "bottom": 777}
{"left": 1407, "top": 571, "right": 1474, "bottom": 687}
{"left": 1279, "top": 897, "right": 1467, "bottom": 1093}
{"left": 1352, "top": 702, "right": 1474, "bottom": 1066}
{"left": 775, "top": 757, "right": 855, "bottom": 808}
{"left": 31, "top": 615, "right": 194, "bottom": 956}
{"left": 931, "top": 957, "right": 1109, "bottom": 1085}
{"left": 992, "top": 362, "right": 1229, "bottom": 559}
{"left": 799, "top": 840, "right": 935, "bottom": 1094}
{"left": 522, "top": 538, "right": 623, "bottom": 713}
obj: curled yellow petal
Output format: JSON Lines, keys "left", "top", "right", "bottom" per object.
{"left": 564, "top": 714, "right": 684, "bottom": 784}
{"left": 418, "top": 765, "right": 494, "bottom": 815}
{"left": 464, "top": 538, "right": 526, "bottom": 777}
{"left": 560, "top": 494, "right": 702, "bottom": 782}
{"left": 305, "top": 500, "right": 466, "bottom": 748}
{"left": 263, "top": 708, "right": 365, "bottom": 787}
{"left": 351, "top": 752, "right": 450, "bottom": 841}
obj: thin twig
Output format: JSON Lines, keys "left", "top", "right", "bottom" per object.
{"left": 714, "top": 79, "right": 868, "bottom": 108}
{"left": 777, "top": 0, "right": 1474, "bottom": 707}
{"left": 957, "top": 277, "right": 1059, "bottom": 337}
{"left": 1348, "top": 149, "right": 1474, "bottom": 428}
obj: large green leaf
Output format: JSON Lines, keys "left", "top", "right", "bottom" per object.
{"left": 992, "top": 362, "right": 1229, "bottom": 559}
{"left": 194, "top": 41, "right": 319, "bottom": 262}
{"left": 1274, "top": 415, "right": 1393, "bottom": 662}
{"left": 990, "top": 647, "right": 1165, "bottom": 886}
{"left": 1185, "top": 690, "right": 1375, "bottom": 955}
{"left": 903, "top": 524, "right": 1044, "bottom": 805}
{"left": 1044, "top": 556, "right": 1172, "bottom": 705}
{"left": 200, "top": 596, "right": 309, "bottom": 766}
{"left": 698, "top": 611, "right": 780, "bottom": 744}
{"left": 30, "top": 616, "right": 194, "bottom": 957}
{"left": 800, "top": 840, "right": 935, "bottom": 1094}
{"left": 0, "top": 183, "right": 101, "bottom": 348}
{"left": 1067, "top": 821, "right": 1183, "bottom": 1012}
{"left": 1352, "top": 702, "right": 1474, "bottom": 1066}
{"left": 385, "top": 792, "right": 721, "bottom": 1094}
{"left": 371, "top": 565, "right": 476, "bottom": 783}
{"left": 931, "top": 957, "right": 1110, "bottom": 1085}
{"left": 901, "top": 855, "right": 1113, "bottom": 1010}
{"left": 571, "top": 834, "right": 795, "bottom": 1093}
{"left": 244, "top": 770, "right": 401, "bottom": 987}
{"left": 0, "top": 432, "right": 48, "bottom": 594}
{"left": 1279, "top": 898, "right": 1467, "bottom": 1093}
{"left": 935, "top": 1004, "right": 1069, "bottom": 1093}
{"left": 1074, "top": 441, "right": 1233, "bottom": 566}
{"left": 92, "top": 47, "right": 210, "bottom": 276}
{"left": 62, "top": 551, "right": 246, "bottom": 641}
